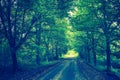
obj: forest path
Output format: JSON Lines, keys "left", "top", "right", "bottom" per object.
{"left": 34, "top": 59, "right": 115, "bottom": 80}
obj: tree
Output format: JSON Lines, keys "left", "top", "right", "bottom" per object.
{"left": 94, "top": 0, "right": 120, "bottom": 71}
{"left": 0, "top": 0, "right": 40, "bottom": 71}
{"left": 71, "top": 0, "right": 120, "bottom": 71}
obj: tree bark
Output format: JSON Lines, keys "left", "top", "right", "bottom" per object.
{"left": 36, "top": 51, "right": 40, "bottom": 65}
{"left": 106, "top": 36, "right": 111, "bottom": 71}
{"left": 36, "top": 26, "right": 41, "bottom": 65}
{"left": 93, "top": 50, "right": 96, "bottom": 66}
{"left": 86, "top": 45, "right": 91, "bottom": 63}
{"left": 10, "top": 47, "right": 18, "bottom": 72}
{"left": 92, "top": 33, "right": 97, "bottom": 66}
{"left": 55, "top": 44, "right": 59, "bottom": 60}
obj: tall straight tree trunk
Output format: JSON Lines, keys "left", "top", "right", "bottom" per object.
{"left": 36, "top": 50, "right": 40, "bottom": 65}
{"left": 36, "top": 24, "right": 42, "bottom": 65}
{"left": 102, "top": 0, "right": 111, "bottom": 72}
{"left": 92, "top": 33, "right": 96, "bottom": 66}
{"left": 10, "top": 47, "right": 18, "bottom": 72}
{"left": 55, "top": 44, "right": 59, "bottom": 60}
{"left": 92, "top": 38, "right": 96, "bottom": 66}
{"left": 106, "top": 36, "right": 111, "bottom": 71}
{"left": 87, "top": 48, "right": 91, "bottom": 63}
{"left": 36, "top": 31, "right": 40, "bottom": 64}
{"left": 93, "top": 50, "right": 96, "bottom": 66}
{"left": 86, "top": 45, "right": 91, "bottom": 63}
{"left": 86, "top": 31, "right": 91, "bottom": 63}
{"left": 45, "top": 42, "right": 50, "bottom": 62}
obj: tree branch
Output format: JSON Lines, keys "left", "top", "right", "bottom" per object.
{"left": 16, "top": 16, "right": 38, "bottom": 50}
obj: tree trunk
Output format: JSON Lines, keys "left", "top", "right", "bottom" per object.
{"left": 92, "top": 33, "right": 96, "bottom": 66}
{"left": 36, "top": 26, "right": 41, "bottom": 65}
{"left": 88, "top": 50, "right": 90, "bottom": 63}
{"left": 106, "top": 36, "right": 111, "bottom": 71}
{"left": 93, "top": 50, "right": 96, "bottom": 66}
{"left": 36, "top": 51, "right": 40, "bottom": 65}
{"left": 45, "top": 43, "right": 50, "bottom": 62}
{"left": 101, "top": 0, "right": 111, "bottom": 71}
{"left": 86, "top": 45, "right": 91, "bottom": 63}
{"left": 55, "top": 45, "right": 59, "bottom": 60}
{"left": 92, "top": 39, "right": 96, "bottom": 66}
{"left": 55, "top": 42, "right": 59, "bottom": 60}
{"left": 10, "top": 47, "right": 18, "bottom": 72}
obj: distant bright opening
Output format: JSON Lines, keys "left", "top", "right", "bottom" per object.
{"left": 63, "top": 50, "right": 79, "bottom": 58}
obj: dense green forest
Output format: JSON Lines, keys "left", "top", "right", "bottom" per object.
{"left": 0, "top": 0, "right": 120, "bottom": 78}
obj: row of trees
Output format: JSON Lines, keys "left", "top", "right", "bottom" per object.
{"left": 71, "top": 0, "right": 120, "bottom": 72}
{"left": 0, "top": 0, "right": 74, "bottom": 72}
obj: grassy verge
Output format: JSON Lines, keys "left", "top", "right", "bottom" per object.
{"left": 89, "top": 63, "right": 120, "bottom": 79}
{"left": 78, "top": 58, "right": 120, "bottom": 79}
